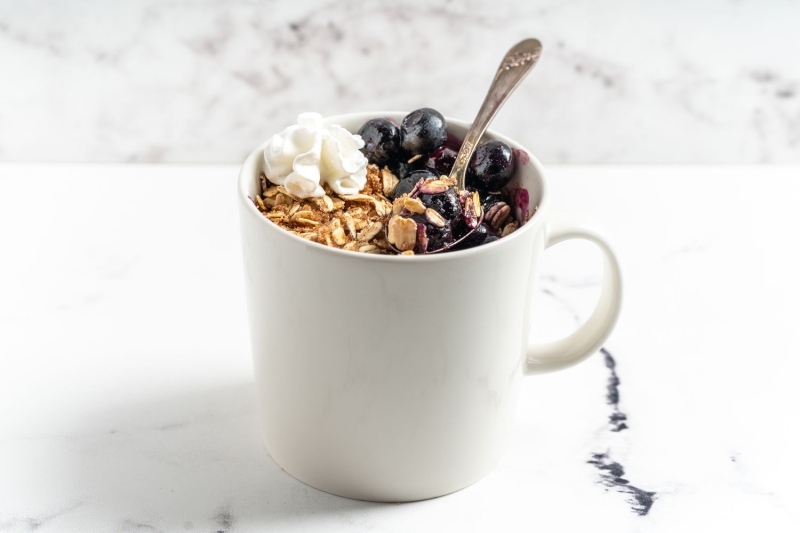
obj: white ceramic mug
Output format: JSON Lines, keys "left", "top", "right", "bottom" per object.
{"left": 238, "top": 112, "right": 622, "bottom": 502}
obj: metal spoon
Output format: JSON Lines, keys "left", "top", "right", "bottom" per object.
{"left": 389, "top": 38, "right": 543, "bottom": 254}
{"left": 449, "top": 38, "right": 543, "bottom": 190}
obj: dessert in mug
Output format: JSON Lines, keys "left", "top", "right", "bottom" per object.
{"left": 253, "top": 109, "right": 525, "bottom": 255}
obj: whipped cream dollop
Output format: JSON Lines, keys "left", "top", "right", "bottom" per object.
{"left": 263, "top": 113, "right": 368, "bottom": 198}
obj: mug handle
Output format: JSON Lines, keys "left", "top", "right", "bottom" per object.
{"left": 525, "top": 211, "right": 623, "bottom": 375}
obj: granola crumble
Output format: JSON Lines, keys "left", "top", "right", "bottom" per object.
{"left": 254, "top": 164, "right": 395, "bottom": 254}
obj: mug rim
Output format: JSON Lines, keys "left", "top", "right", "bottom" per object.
{"left": 238, "top": 111, "right": 550, "bottom": 263}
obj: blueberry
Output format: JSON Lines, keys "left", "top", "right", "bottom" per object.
{"left": 423, "top": 145, "right": 458, "bottom": 175}
{"left": 387, "top": 159, "right": 410, "bottom": 180}
{"left": 407, "top": 169, "right": 440, "bottom": 181}
{"left": 406, "top": 155, "right": 429, "bottom": 174}
{"left": 393, "top": 177, "right": 416, "bottom": 199}
{"left": 467, "top": 140, "right": 515, "bottom": 191}
{"left": 401, "top": 108, "right": 447, "bottom": 155}
{"left": 419, "top": 186, "right": 462, "bottom": 221}
{"left": 452, "top": 218, "right": 475, "bottom": 240}
{"left": 392, "top": 169, "right": 438, "bottom": 199}
{"left": 453, "top": 223, "right": 494, "bottom": 249}
{"left": 358, "top": 118, "right": 401, "bottom": 165}
{"left": 410, "top": 215, "right": 454, "bottom": 253}
{"left": 477, "top": 191, "right": 505, "bottom": 212}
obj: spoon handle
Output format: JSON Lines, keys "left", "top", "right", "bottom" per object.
{"left": 450, "top": 39, "right": 543, "bottom": 190}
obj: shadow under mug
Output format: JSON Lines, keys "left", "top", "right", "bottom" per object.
{"left": 238, "top": 112, "right": 622, "bottom": 502}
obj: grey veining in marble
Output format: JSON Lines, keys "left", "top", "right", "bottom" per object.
{"left": 1, "top": 0, "right": 799, "bottom": 163}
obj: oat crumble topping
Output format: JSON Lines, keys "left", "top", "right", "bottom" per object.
{"left": 254, "top": 164, "right": 397, "bottom": 254}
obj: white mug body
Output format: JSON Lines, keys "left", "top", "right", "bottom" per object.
{"left": 238, "top": 112, "right": 618, "bottom": 502}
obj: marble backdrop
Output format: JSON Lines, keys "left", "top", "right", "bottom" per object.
{"left": 1, "top": 0, "right": 799, "bottom": 163}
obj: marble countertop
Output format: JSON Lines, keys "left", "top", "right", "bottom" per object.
{"left": 1, "top": 163, "right": 798, "bottom": 531}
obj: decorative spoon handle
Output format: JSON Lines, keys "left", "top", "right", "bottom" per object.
{"left": 450, "top": 38, "right": 543, "bottom": 190}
